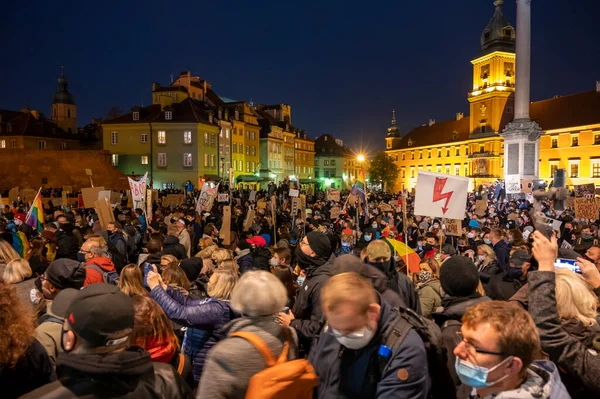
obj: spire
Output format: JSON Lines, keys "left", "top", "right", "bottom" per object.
{"left": 387, "top": 109, "right": 400, "bottom": 137}
{"left": 52, "top": 66, "right": 75, "bottom": 105}
{"left": 481, "top": 0, "right": 515, "bottom": 54}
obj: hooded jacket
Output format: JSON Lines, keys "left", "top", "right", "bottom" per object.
{"left": 367, "top": 257, "right": 422, "bottom": 315}
{"left": 417, "top": 278, "right": 442, "bottom": 318}
{"left": 162, "top": 235, "right": 187, "bottom": 260}
{"left": 55, "top": 228, "right": 79, "bottom": 261}
{"left": 492, "top": 239, "right": 510, "bottom": 268}
{"left": 250, "top": 246, "right": 271, "bottom": 271}
{"left": 19, "top": 347, "right": 191, "bottom": 399}
{"left": 84, "top": 256, "right": 116, "bottom": 287}
{"left": 234, "top": 249, "right": 254, "bottom": 274}
{"left": 485, "top": 271, "right": 527, "bottom": 301}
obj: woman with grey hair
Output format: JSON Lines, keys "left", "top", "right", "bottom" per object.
{"left": 197, "top": 270, "right": 300, "bottom": 398}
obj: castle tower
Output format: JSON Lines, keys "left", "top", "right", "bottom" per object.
{"left": 51, "top": 66, "right": 77, "bottom": 134}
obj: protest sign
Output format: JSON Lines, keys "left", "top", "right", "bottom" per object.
{"left": 475, "top": 200, "right": 487, "bottom": 217}
{"left": 220, "top": 206, "right": 231, "bottom": 245}
{"left": 9, "top": 187, "right": 19, "bottom": 202}
{"left": 257, "top": 199, "right": 266, "bottom": 209}
{"left": 196, "top": 183, "right": 219, "bottom": 214}
{"left": 289, "top": 189, "right": 299, "bottom": 198}
{"left": 249, "top": 190, "right": 257, "bottom": 202}
{"left": 520, "top": 180, "right": 533, "bottom": 194}
{"left": 0, "top": 194, "right": 6, "bottom": 208}
{"left": 299, "top": 194, "right": 307, "bottom": 221}
{"left": 561, "top": 240, "right": 574, "bottom": 250}
{"left": 81, "top": 187, "right": 105, "bottom": 208}
{"left": 291, "top": 198, "right": 299, "bottom": 217}
{"left": 574, "top": 183, "right": 595, "bottom": 198}
{"left": 566, "top": 197, "right": 575, "bottom": 209}
{"left": 596, "top": 198, "right": 600, "bottom": 210}
{"left": 326, "top": 188, "right": 340, "bottom": 202}
{"left": 217, "top": 193, "right": 229, "bottom": 203}
{"left": 574, "top": 198, "right": 598, "bottom": 220}
{"left": 243, "top": 209, "right": 255, "bottom": 232}
{"left": 505, "top": 175, "right": 521, "bottom": 194}
{"left": 414, "top": 172, "right": 469, "bottom": 220}
{"left": 347, "top": 193, "right": 358, "bottom": 206}
{"left": 127, "top": 172, "right": 148, "bottom": 210}
{"left": 444, "top": 219, "right": 462, "bottom": 236}
{"left": 98, "top": 190, "right": 111, "bottom": 202}
{"left": 110, "top": 191, "right": 122, "bottom": 205}
{"left": 94, "top": 198, "right": 115, "bottom": 230}
{"left": 53, "top": 198, "right": 63, "bottom": 207}
{"left": 85, "top": 169, "right": 93, "bottom": 176}
{"left": 378, "top": 203, "right": 393, "bottom": 212}
{"left": 330, "top": 207, "right": 341, "bottom": 220}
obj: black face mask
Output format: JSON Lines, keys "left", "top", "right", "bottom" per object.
{"left": 295, "top": 245, "right": 315, "bottom": 270}
{"left": 424, "top": 244, "right": 433, "bottom": 251}
{"left": 458, "top": 246, "right": 467, "bottom": 252}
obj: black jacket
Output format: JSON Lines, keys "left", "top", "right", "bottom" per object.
{"left": 492, "top": 240, "right": 510, "bottom": 268}
{"left": 0, "top": 339, "right": 55, "bottom": 399}
{"left": 368, "top": 257, "right": 422, "bottom": 315}
{"left": 162, "top": 235, "right": 187, "bottom": 260}
{"left": 250, "top": 247, "right": 271, "bottom": 271}
{"left": 20, "top": 347, "right": 192, "bottom": 399}
{"left": 55, "top": 230, "right": 79, "bottom": 261}
{"left": 485, "top": 271, "right": 526, "bottom": 301}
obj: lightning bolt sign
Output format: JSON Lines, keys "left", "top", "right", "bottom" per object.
{"left": 432, "top": 177, "right": 454, "bottom": 215}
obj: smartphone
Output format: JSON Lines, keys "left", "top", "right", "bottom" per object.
{"left": 554, "top": 258, "right": 581, "bottom": 274}
{"left": 143, "top": 263, "right": 154, "bottom": 288}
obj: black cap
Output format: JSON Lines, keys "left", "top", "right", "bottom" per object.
{"left": 510, "top": 250, "right": 531, "bottom": 266}
{"left": 45, "top": 259, "right": 86, "bottom": 290}
{"left": 66, "top": 283, "right": 134, "bottom": 348}
{"left": 49, "top": 288, "right": 79, "bottom": 318}
{"left": 440, "top": 256, "right": 480, "bottom": 297}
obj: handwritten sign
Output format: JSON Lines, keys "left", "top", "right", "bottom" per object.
{"left": 330, "top": 207, "right": 341, "bottom": 219}
{"left": 243, "top": 209, "right": 255, "bottom": 232}
{"left": 475, "top": 199, "right": 487, "bottom": 217}
{"left": 505, "top": 175, "right": 521, "bottom": 194}
{"left": 326, "top": 188, "right": 340, "bottom": 202}
{"left": 444, "top": 219, "right": 462, "bottom": 236}
{"left": 217, "top": 193, "right": 229, "bottom": 203}
{"left": 574, "top": 198, "right": 598, "bottom": 220}
{"left": 289, "top": 189, "right": 299, "bottom": 198}
{"left": 574, "top": 183, "right": 595, "bottom": 198}
{"left": 378, "top": 203, "right": 393, "bottom": 212}
{"left": 81, "top": 187, "right": 105, "bottom": 208}
{"left": 257, "top": 199, "right": 267, "bottom": 209}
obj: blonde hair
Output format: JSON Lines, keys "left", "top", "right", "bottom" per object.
{"left": 207, "top": 269, "right": 237, "bottom": 300}
{"left": 477, "top": 244, "right": 496, "bottom": 265}
{"left": 199, "top": 237, "right": 217, "bottom": 250}
{"left": 3, "top": 258, "right": 32, "bottom": 284}
{"left": 0, "top": 240, "right": 20, "bottom": 264}
{"left": 321, "top": 272, "right": 377, "bottom": 315}
{"left": 86, "top": 234, "right": 107, "bottom": 246}
{"left": 230, "top": 270, "right": 287, "bottom": 317}
{"left": 219, "top": 260, "right": 239, "bottom": 277}
{"left": 160, "top": 255, "right": 178, "bottom": 265}
{"left": 212, "top": 248, "right": 233, "bottom": 265}
{"left": 119, "top": 264, "right": 147, "bottom": 297}
{"left": 197, "top": 245, "right": 217, "bottom": 260}
{"left": 555, "top": 268, "right": 598, "bottom": 326}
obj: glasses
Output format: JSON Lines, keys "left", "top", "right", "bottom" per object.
{"left": 79, "top": 250, "right": 91, "bottom": 254}
{"left": 456, "top": 332, "right": 505, "bottom": 356}
{"left": 300, "top": 239, "right": 309, "bottom": 247}
{"left": 327, "top": 325, "right": 366, "bottom": 339}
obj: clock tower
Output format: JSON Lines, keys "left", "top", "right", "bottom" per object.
{"left": 51, "top": 67, "right": 77, "bottom": 134}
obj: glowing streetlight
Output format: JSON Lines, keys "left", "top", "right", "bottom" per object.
{"left": 357, "top": 154, "right": 365, "bottom": 163}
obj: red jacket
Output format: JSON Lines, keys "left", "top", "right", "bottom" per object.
{"left": 84, "top": 256, "right": 116, "bottom": 286}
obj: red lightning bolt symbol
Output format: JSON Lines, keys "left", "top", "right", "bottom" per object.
{"left": 432, "top": 177, "right": 454, "bottom": 214}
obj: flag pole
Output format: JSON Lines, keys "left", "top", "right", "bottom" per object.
{"left": 25, "top": 187, "right": 42, "bottom": 226}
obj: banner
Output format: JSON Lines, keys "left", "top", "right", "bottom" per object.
{"left": 20, "top": 189, "right": 38, "bottom": 204}
{"left": 520, "top": 180, "right": 533, "bottom": 194}
{"left": 475, "top": 199, "right": 487, "bottom": 217}
{"left": 289, "top": 189, "right": 299, "bottom": 198}
{"left": 574, "top": 183, "right": 595, "bottom": 198}
{"left": 94, "top": 198, "right": 115, "bottom": 230}
{"left": 127, "top": 172, "right": 148, "bottom": 210}
{"left": 505, "top": 175, "right": 521, "bottom": 194}
{"left": 196, "top": 182, "right": 219, "bottom": 214}
{"left": 574, "top": 198, "right": 598, "bottom": 220}
{"left": 444, "top": 219, "right": 462, "bottom": 236}
{"left": 413, "top": 172, "right": 469, "bottom": 220}
{"left": 146, "top": 188, "right": 153, "bottom": 221}
{"left": 217, "top": 193, "right": 229, "bottom": 203}
{"left": 326, "top": 188, "right": 340, "bottom": 202}
{"left": 330, "top": 207, "right": 341, "bottom": 219}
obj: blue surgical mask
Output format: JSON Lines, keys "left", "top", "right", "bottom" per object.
{"left": 483, "top": 239, "right": 492, "bottom": 245}
{"left": 297, "top": 276, "right": 305, "bottom": 287}
{"left": 455, "top": 356, "right": 512, "bottom": 389}
{"left": 364, "top": 235, "right": 372, "bottom": 242}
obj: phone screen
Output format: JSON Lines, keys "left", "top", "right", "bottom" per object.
{"left": 554, "top": 258, "right": 581, "bottom": 274}
{"left": 143, "top": 263, "right": 153, "bottom": 287}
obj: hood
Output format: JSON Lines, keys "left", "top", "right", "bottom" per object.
{"left": 367, "top": 265, "right": 392, "bottom": 293}
{"left": 252, "top": 247, "right": 271, "bottom": 259}
{"left": 490, "top": 360, "right": 569, "bottom": 399}
{"left": 432, "top": 295, "right": 490, "bottom": 324}
{"left": 163, "top": 235, "right": 180, "bottom": 247}
{"left": 561, "top": 319, "right": 600, "bottom": 349}
{"left": 57, "top": 347, "right": 153, "bottom": 395}
{"left": 306, "top": 254, "right": 336, "bottom": 279}
{"left": 86, "top": 256, "right": 115, "bottom": 271}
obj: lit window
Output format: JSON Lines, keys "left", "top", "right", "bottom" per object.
{"left": 204, "top": 132, "right": 209, "bottom": 145}
{"left": 141, "top": 134, "right": 148, "bottom": 144}
{"left": 549, "top": 162, "right": 558, "bottom": 178}
{"left": 572, "top": 135, "right": 579, "bottom": 147}
{"left": 455, "top": 148, "right": 460, "bottom": 156}
{"left": 401, "top": 153, "right": 405, "bottom": 160}
{"left": 246, "top": 145, "right": 249, "bottom": 155}
{"left": 479, "top": 145, "right": 485, "bottom": 153}
{"left": 0, "top": 140, "right": 5, "bottom": 149}
{"left": 436, "top": 165, "right": 442, "bottom": 174}
{"left": 165, "top": 111, "right": 172, "bottom": 120}
{"left": 158, "top": 131, "right": 166, "bottom": 144}
{"left": 445, "top": 165, "right": 450, "bottom": 174}
{"left": 184, "top": 131, "right": 192, "bottom": 144}
{"left": 233, "top": 143, "right": 237, "bottom": 153}
{"left": 252, "top": 161, "right": 256, "bottom": 172}
{"left": 410, "top": 167, "right": 415, "bottom": 178}
{"left": 112, "top": 154, "right": 119, "bottom": 166}
{"left": 38, "top": 140, "right": 46, "bottom": 149}
{"left": 419, "top": 151, "right": 423, "bottom": 159}
{"left": 551, "top": 138, "right": 557, "bottom": 148}
{"left": 592, "top": 161, "right": 600, "bottom": 178}
{"left": 60, "top": 142, "right": 67, "bottom": 150}
{"left": 141, "top": 156, "right": 148, "bottom": 165}
{"left": 111, "top": 131, "right": 118, "bottom": 145}
{"left": 211, "top": 154, "right": 216, "bottom": 168}
{"left": 239, "top": 159, "right": 244, "bottom": 172}
{"left": 225, "top": 128, "right": 230, "bottom": 139}
{"left": 595, "top": 134, "right": 600, "bottom": 145}
{"left": 204, "top": 154, "right": 209, "bottom": 167}
{"left": 246, "top": 161, "right": 250, "bottom": 171}
{"left": 252, "top": 131, "right": 255, "bottom": 140}
{"left": 133, "top": 111, "right": 139, "bottom": 121}
{"left": 569, "top": 161, "right": 579, "bottom": 178}
{"left": 183, "top": 153, "right": 193, "bottom": 167}
{"left": 455, "top": 165, "right": 460, "bottom": 175}
{"left": 446, "top": 148, "right": 450, "bottom": 157}
{"left": 158, "top": 153, "right": 167, "bottom": 167}
{"left": 324, "top": 160, "right": 329, "bottom": 166}
{"left": 411, "top": 152, "right": 415, "bottom": 160}
{"left": 246, "top": 131, "right": 250, "bottom": 139}
{"left": 211, "top": 134, "right": 216, "bottom": 146}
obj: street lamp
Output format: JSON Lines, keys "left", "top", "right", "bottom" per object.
{"left": 357, "top": 154, "right": 365, "bottom": 163}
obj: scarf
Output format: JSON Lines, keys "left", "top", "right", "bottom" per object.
{"left": 144, "top": 338, "right": 176, "bottom": 364}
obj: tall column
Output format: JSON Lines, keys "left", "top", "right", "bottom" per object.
{"left": 514, "top": 0, "right": 532, "bottom": 120}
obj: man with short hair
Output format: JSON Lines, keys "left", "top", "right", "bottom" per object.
{"left": 310, "top": 272, "right": 430, "bottom": 398}
{"left": 490, "top": 228, "right": 510, "bottom": 268}
{"left": 175, "top": 219, "right": 191, "bottom": 257}
{"left": 454, "top": 300, "right": 568, "bottom": 399}
{"left": 575, "top": 225, "right": 598, "bottom": 256}
{"left": 22, "top": 284, "right": 192, "bottom": 398}
{"left": 79, "top": 241, "right": 117, "bottom": 287}
{"left": 107, "top": 221, "right": 128, "bottom": 261}
{"left": 485, "top": 250, "right": 533, "bottom": 301}
{"left": 271, "top": 247, "right": 291, "bottom": 269}
{"left": 585, "top": 245, "right": 600, "bottom": 270}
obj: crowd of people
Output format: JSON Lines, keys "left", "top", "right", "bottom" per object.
{"left": 1, "top": 181, "right": 600, "bottom": 398}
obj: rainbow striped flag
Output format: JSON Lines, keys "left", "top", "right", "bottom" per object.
{"left": 25, "top": 188, "right": 45, "bottom": 232}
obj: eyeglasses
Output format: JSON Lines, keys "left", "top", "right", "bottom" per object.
{"left": 456, "top": 332, "right": 505, "bottom": 356}
{"left": 327, "top": 325, "right": 366, "bottom": 339}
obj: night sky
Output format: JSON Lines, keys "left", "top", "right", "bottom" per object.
{"left": 2, "top": 0, "right": 599, "bottom": 153}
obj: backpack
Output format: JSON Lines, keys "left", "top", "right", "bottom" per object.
{"left": 379, "top": 307, "right": 456, "bottom": 399}
{"left": 106, "top": 239, "right": 128, "bottom": 273}
{"left": 85, "top": 264, "right": 120, "bottom": 285}
{"left": 230, "top": 329, "right": 318, "bottom": 399}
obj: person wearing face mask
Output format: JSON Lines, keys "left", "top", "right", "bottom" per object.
{"left": 422, "top": 233, "right": 439, "bottom": 260}
{"left": 106, "top": 221, "right": 128, "bottom": 263}
{"left": 335, "top": 233, "right": 355, "bottom": 257}
{"left": 278, "top": 231, "right": 334, "bottom": 354}
{"left": 79, "top": 240, "right": 118, "bottom": 287}
{"left": 490, "top": 229, "right": 510, "bottom": 269}
{"left": 416, "top": 258, "right": 442, "bottom": 318}
{"left": 22, "top": 283, "right": 192, "bottom": 399}
{"left": 54, "top": 215, "right": 79, "bottom": 261}
{"left": 484, "top": 250, "right": 534, "bottom": 301}
{"left": 356, "top": 227, "right": 376, "bottom": 252}
{"left": 474, "top": 244, "right": 502, "bottom": 284}
{"left": 309, "top": 272, "right": 430, "bottom": 399}
{"left": 574, "top": 225, "right": 598, "bottom": 256}
{"left": 453, "top": 301, "right": 569, "bottom": 399}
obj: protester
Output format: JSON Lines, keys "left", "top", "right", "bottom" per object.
{"left": 490, "top": 228, "right": 510, "bottom": 268}
{"left": 2, "top": 257, "right": 35, "bottom": 306}
{"left": 474, "top": 244, "right": 502, "bottom": 284}
{"left": 416, "top": 258, "right": 442, "bottom": 318}
{"left": 27, "top": 236, "right": 49, "bottom": 276}
{"left": 34, "top": 258, "right": 86, "bottom": 318}
{"left": 118, "top": 263, "right": 148, "bottom": 296}
{"left": 54, "top": 214, "right": 79, "bottom": 260}
{"left": 79, "top": 241, "right": 118, "bottom": 286}
{"left": 163, "top": 225, "right": 188, "bottom": 260}
{"left": 0, "top": 238, "right": 20, "bottom": 265}
{"left": 485, "top": 250, "right": 533, "bottom": 301}
{"left": 247, "top": 235, "right": 271, "bottom": 270}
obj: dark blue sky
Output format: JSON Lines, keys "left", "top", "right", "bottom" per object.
{"left": 2, "top": 0, "right": 599, "bottom": 152}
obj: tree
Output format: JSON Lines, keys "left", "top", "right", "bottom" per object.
{"left": 368, "top": 151, "right": 399, "bottom": 191}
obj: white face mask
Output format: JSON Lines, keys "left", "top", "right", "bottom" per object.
{"left": 478, "top": 255, "right": 485, "bottom": 261}
{"left": 332, "top": 326, "right": 375, "bottom": 350}
{"left": 269, "top": 257, "right": 278, "bottom": 267}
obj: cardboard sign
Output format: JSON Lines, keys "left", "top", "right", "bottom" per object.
{"left": 110, "top": 191, "right": 122, "bottom": 205}
{"left": 505, "top": 175, "right": 521, "bottom": 194}
{"left": 85, "top": 169, "right": 93, "bottom": 176}
{"left": 326, "top": 188, "right": 340, "bottom": 202}
{"left": 163, "top": 194, "right": 184, "bottom": 208}
{"left": 347, "top": 193, "right": 358, "bottom": 206}
{"left": 270, "top": 195, "right": 277, "bottom": 220}
{"left": 94, "top": 198, "right": 115, "bottom": 230}
{"left": 566, "top": 197, "right": 575, "bottom": 209}
{"left": 81, "top": 187, "right": 105, "bottom": 208}
{"left": 0, "top": 194, "right": 7, "bottom": 208}
{"left": 146, "top": 188, "right": 153, "bottom": 220}
{"left": 8, "top": 187, "right": 19, "bottom": 202}
{"left": 475, "top": 200, "right": 487, "bottom": 217}
{"left": 299, "top": 194, "right": 307, "bottom": 221}
{"left": 243, "top": 209, "right": 255, "bottom": 232}
{"left": 98, "top": 190, "right": 111, "bottom": 202}
{"left": 378, "top": 203, "right": 393, "bottom": 212}
{"left": 444, "top": 219, "right": 462, "bottom": 236}
{"left": 520, "top": 180, "right": 533, "bottom": 194}
{"left": 20, "top": 189, "right": 38, "bottom": 204}
{"left": 574, "top": 183, "right": 595, "bottom": 198}
{"left": 289, "top": 189, "right": 299, "bottom": 198}
{"left": 63, "top": 185, "right": 73, "bottom": 194}
{"left": 330, "top": 207, "right": 341, "bottom": 220}
{"left": 249, "top": 190, "right": 257, "bottom": 202}
{"left": 257, "top": 200, "right": 267, "bottom": 209}
{"left": 507, "top": 212, "right": 519, "bottom": 221}
{"left": 220, "top": 206, "right": 231, "bottom": 246}
{"left": 574, "top": 198, "right": 598, "bottom": 220}
{"left": 217, "top": 193, "right": 229, "bottom": 203}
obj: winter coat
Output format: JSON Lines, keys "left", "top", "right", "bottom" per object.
{"left": 55, "top": 230, "right": 79, "bottom": 260}
{"left": 250, "top": 247, "right": 271, "bottom": 271}
{"left": 150, "top": 285, "right": 235, "bottom": 382}
{"left": 528, "top": 271, "right": 600, "bottom": 396}
{"left": 19, "top": 347, "right": 191, "bottom": 399}
{"left": 35, "top": 307, "right": 66, "bottom": 363}
{"left": 417, "top": 278, "right": 442, "bottom": 318}
{"left": 478, "top": 258, "right": 502, "bottom": 284}
{"left": 485, "top": 271, "right": 527, "bottom": 301}
{"left": 309, "top": 296, "right": 430, "bottom": 399}
{"left": 0, "top": 339, "right": 55, "bottom": 399}
{"left": 493, "top": 240, "right": 510, "bottom": 268}
{"left": 83, "top": 256, "right": 116, "bottom": 287}
{"left": 178, "top": 229, "right": 191, "bottom": 258}
{"left": 108, "top": 231, "right": 127, "bottom": 259}
{"left": 367, "top": 264, "right": 406, "bottom": 308}
{"left": 368, "top": 257, "right": 422, "bottom": 315}
{"left": 235, "top": 250, "right": 254, "bottom": 274}
{"left": 163, "top": 235, "right": 187, "bottom": 260}
{"left": 197, "top": 317, "right": 299, "bottom": 399}
{"left": 468, "top": 361, "right": 570, "bottom": 399}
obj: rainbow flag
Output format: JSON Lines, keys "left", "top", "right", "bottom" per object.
{"left": 25, "top": 188, "right": 45, "bottom": 232}
{"left": 384, "top": 237, "right": 421, "bottom": 274}
{"left": 351, "top": 167, "right": 368, "bottom": 222}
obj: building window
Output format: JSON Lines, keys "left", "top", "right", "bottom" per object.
{"left": 549, "top": 162, "right": 558, "bottom": 178}
{"left": 246, "top": 131, "right": 250, "bottom": 139}
{"left": 225, "top": 128, "right": 230, "bottom": 139}
{"left": 141, "top": 156, "right": 148, "bottom": 165}
{"left": 251, "top": 131, "right": 255, "bottom": 140}
{"left": 239, "top": 160, "right": 244, "bottom": 172}
{"left": 211, "top": 134, "right": 216, "bottom": 146}
{"left": 141, "top": 133, "right": 148, "bottom": 144}
{"left": 464, "top": 164, "right": 469, "bottom": 176}
{"left": 595, "top": 134, "right": 600, "bottom": 145}
{"left": 466, "top": 147, "right": 470, "bottom": 156}
{"left": 401, "top": 169, "right": 406, "bottom": 178}
{"left": 506, "top": 107, "right": 513, "bottom": 113}
{"left": 133, "top": 111, "right": 139, "bottom": 121}
{"left": 480, "top": 124, "right": 486, "bottom": 134}
{"left": 569, "top": 161, "right": 579, "bottom": 178}
{"left": 455, "top": 148, "right": 460, "bottom": 156}
{"left": 111, "top": 154, "right": 119, "bottom": 166}
{"left": 204, "top": 132, "right": 209, "bottom": 145}
{"left": 233, "top": 143, "right": 237, "bottom": 153}
{"left": 419, "top": 151, "right": 423, "bottom": 159}
{"left": 111, "top": 131, "right": 118, "bottom": 145}
{"left": 183, "top": 153, "right": 192, "bottom": 167}
{"left": 436, "top": 165, "right": 442, "bottom": 173}
{"left": 165, "top": 111, "right": 172, "bottom": 120}
{"left": 204, "top": 154, "right": 209, "bottom": 167}
{"left": 211, "top": 154, "right": 216, "bottom": 168}
{"left": 592, "top": 161, "right": 600, "bottom": 178}
{"left": 60, "top": 141, "right": 67, "bottom": 150}
{"left": 158, "top": 131, "right": 166, "bottom": 144}
{"left": 411, "top": 152, "right": 415, "bottom": 160}
{"left": 246, "top": 145, "right": 249, "bottom": 155}
{"left": 252, "top": 161, "right": 256, "bottom": 172}
{"left": 551, "top": 138, "right": 558, "bottom": 148}
{"left": 158, "top": 153, "right": 167, "bottom": 167}
{"left": 324, "top": 160, "right": 329, "bottom": 166}
{"left": 38, "top": 140, "right": 46, "bottom": 149}
{"left": 572, "top": 135, "right": 579, "bottom": 147}
{"left": 455, "top": 165, "right": 460, "bottom": 175}
{"left": 401, "top": 153, "right": 405, "bottom": 160}
{"left": 7, "top": 123, "right": 12, "bottom": 133}
{"left": 437, "top": 149, "right": 441, "bottom": 157}
{"left": 0, "top": 140, "right": 5, "bottom": 149}
{"left": 410, "top": 167, "right": 415, "bottom": 178}
{"left": 445, "top": 165, "right": 451, "bottom": 174}
{"left": 11, "top": 139, "right": 16, "bottom": 148}
{"left": 184, "top": 131, "right": 192, "bottom": 144}
{"left": 479, "top": 144, "right": 485, "bottom": 153}
{"left": 331, "top": 160, "right": 336, "bottom": 166}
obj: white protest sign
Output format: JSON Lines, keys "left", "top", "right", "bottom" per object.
{"left": 505, "top": 175, "right": 521, "bottom": 194}
{"left": 127, "top": 172, "right": 148, "bottom": 210}
{"left": 413, "top": 171, "right": 469, "bottom": 220}
{"left": 98, "top": 190, "right": 111, "bottom": 202}
{"left": 218, "top": 193, "right": 229, "bottom": 203}
{"left": 196, "top": 182, "right": 219, "bottom": 214}
{"left": 249, "top": 190, "right": 257, "bottom": 202}
{"left": 289, "top": 189, "right": 299, "bottom": 197}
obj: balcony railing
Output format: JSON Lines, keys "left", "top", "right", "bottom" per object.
{"left": 468, "top": 151, "right": 499, "bottom": 158}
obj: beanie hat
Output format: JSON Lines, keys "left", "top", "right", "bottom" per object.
{"left": 306, "top": 231, "right": 332, "bottom": 259}
{"left": 440, "top": 256, "right": 480, "bottom": 297}
{"left": 238, "top": 240, "right": 251, "bottom": 251}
